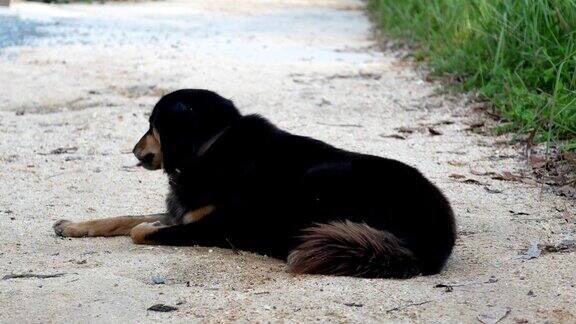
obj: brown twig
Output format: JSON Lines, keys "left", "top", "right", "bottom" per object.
{"left": 386, "top": 300, "right": 431, "bottom": 313}
{"left": 3, "top": 273, "right": 66, "bottom": 280}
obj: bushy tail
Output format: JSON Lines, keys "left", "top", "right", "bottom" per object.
{"left": 287, "top": 221, "right": 420, "bottom": 278}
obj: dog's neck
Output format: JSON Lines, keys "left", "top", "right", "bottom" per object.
{"left": 197, "top": 127, "right": 229, "bottom": 156}
{"left": 165, "top": 127, "right": 228, "bottom": 185}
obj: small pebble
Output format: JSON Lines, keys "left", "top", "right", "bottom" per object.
{"left": 151, "top": 275, "right": 166, "bottom": 284}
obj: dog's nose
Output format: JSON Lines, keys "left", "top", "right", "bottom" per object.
{"left": 134, "top": 150, "right": 154, "bottom": 166}
{"left": 140, "top": 153, "right": 154, "bottom": 164}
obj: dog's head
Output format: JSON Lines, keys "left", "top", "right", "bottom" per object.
{"left": 132, "top": 89, "right": 241, "bottom": 172}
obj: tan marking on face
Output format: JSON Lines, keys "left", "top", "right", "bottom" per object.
{"left": 153, "top": 128, "right": 161, "bottom": 144}
{"left": 52, "top": 214, "right": 165, "bottom": 238}
{"left": 182, "top": 205, "right": 216, "bottom": 224}
{"left": 134, "top": 127, "right": 163, "bottom": 170}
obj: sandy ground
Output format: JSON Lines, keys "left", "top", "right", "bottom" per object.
{"left": 0, "top": 0, "right": 575, "bottom": 322}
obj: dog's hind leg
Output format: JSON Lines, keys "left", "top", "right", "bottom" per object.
{"left": 53, "top": 213, "right": 168, "bottom": 238}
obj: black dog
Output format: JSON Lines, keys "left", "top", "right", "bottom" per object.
{"left": 54, "top": 89, "right": 456, "bottom": 278}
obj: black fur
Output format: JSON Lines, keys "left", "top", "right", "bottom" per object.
{"left": 142, "top": 89, "right": 456, "bottom": 278}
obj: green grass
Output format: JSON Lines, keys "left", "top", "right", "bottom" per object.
{"left": 369, "top": 0, "right": 576, "bottom": 150}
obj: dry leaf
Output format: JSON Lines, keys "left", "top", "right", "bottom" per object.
{"left": 448, "top": 161, "right": 467, "bottom": 167}
{"left": 466, "top": 121, "right": 485, "bottom": 131}
{"left": 555, "top": 185, "right": 576, "bottom": 198}
{"left": 540, "top": 240, "right": 576, "bottom": 253}
{"left": 147, "top": 304, "right": 178, "bottom": 312}
{"left": 491, "top": 172, "right": 521, "bottom": 182}
{"left": 426, "top": 120, "right": 455, "bottom": 126}
{"left": 484, "top": 187, "right": 502, "bottom": 194}
{"left": 520, "top": 178, "right": 538, "bottom": 185}
{"left": 530, "top": 155, "right": 548, "bottom": 169}
{"left": 395, "top": 126, "right": 415, "bottom": 134}
{"left": 561, "top": 151, "right": 576, "bottom": 161}
{"left": 463, "top": 179, "right": 483, "bottom": 185}
{"left": 470, "top": 168, "right": 498, "bottom": 177}
{"left": 428, "top": 127, "right": 442, "bottom": 136}
{"left": 471, "top": 105, "right": 487, "bottom": 113}
{"left": 380, "top": 134, "right": 406, "bottom": 140}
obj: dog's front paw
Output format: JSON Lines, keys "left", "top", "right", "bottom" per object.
{"left": 131, "top": 222, "right": 163, "bottom": 244}
{"left": 53, "top": 219, "right": 71, "bottom": 236}
{"left": 53, "top": 219, "right": 85, "bottom": 237}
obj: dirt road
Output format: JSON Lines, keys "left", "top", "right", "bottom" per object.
{"left": 0, "top": 0, "right": 574, "bottom": 322}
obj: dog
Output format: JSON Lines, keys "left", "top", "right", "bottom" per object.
{"left": 53, "top": 89, "right": 456, "bottom": 278}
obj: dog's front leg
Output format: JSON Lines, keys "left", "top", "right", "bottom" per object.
{"left": 130, "top": 209, "right": 227, "bottom": 247}
{"left": 53, "top": 213, "right": 168, "bottom": 238}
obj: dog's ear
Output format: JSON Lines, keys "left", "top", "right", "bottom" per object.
{"left": 158, "top": 104, "right": 212, "bottom": 173}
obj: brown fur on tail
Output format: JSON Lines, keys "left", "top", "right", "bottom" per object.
{"left": 287, "top": 221, "right": 420, "bottom": 278}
